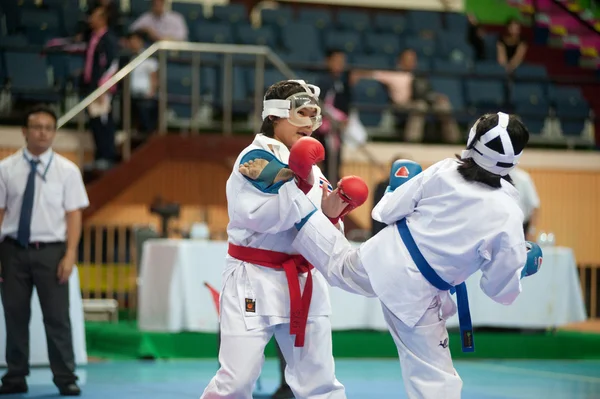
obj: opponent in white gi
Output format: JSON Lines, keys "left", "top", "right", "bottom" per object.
{"left": 200, "top": 79, "right": 368, "bottom": 399}
{"left": 240, "top": 112, "right": 543, "bottom": 399}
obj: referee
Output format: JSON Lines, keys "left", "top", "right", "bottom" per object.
{"left": 0, "top": 106, "right": 89, "bottom": 396}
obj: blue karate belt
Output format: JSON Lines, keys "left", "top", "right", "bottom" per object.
{"left": 396, "top": 218, "right": 475, "bottom": 353}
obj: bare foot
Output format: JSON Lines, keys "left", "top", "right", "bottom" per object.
{"left": 239, "top": 158, "right": 294, "bottom": 185}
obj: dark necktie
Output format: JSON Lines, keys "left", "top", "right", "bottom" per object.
{"left": 17, "top": 158, "right": 39, "bottom": 247}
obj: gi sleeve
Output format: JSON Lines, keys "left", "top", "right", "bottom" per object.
{"left": 229, "top": 150, "right": 316, "bottom": 235}
{"left": 479, "top": 234, "right": 527, "bottom": 305}
{"left": 371, "top": 171, "right": 425, "bottom": 225}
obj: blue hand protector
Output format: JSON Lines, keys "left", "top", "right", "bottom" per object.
{"left": 386, "top": 160, "right": 423, "bottom": 193}
{"left": 521, "top": 241, "right": 543, "bottom": 278}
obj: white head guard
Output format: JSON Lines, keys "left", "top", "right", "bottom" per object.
{"left": 460, "top": 112, "right": 522, "bottom": 176}
{"left": 262, "top": 80, "right": 323, "bottom": 132}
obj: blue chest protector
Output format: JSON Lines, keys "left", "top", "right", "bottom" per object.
{"left": 396, "top": 219, "right": 474, "bottom": 353}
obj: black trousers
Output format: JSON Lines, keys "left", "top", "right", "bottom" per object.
{"left": 0, "top": 239, "right": 76, "bottom": 386}
{"left": 89, "top": 113, "right": 117, "bottom": 162}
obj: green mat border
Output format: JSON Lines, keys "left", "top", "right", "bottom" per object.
{"left": 85, "top": 322, "right": 600, "bottom": 360}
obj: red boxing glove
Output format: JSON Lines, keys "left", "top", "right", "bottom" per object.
{"left": 328, "top": 176, "right": 369, "bottom": 225}
{"left": 288, "top": 137, "right": 325, "bottom": 194}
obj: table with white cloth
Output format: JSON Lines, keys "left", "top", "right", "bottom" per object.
{"left": 138, "top": 240, "right": 587, "bottom": 333}
{"left": 0, "top": 267, "right": 88, "bottom": 366}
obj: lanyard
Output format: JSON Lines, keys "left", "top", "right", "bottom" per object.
{"left": 23, "top": 151, "right": 54, "bottom": 181}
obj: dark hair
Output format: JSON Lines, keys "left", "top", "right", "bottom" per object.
{"left": 260, "top": 80, "right": 313, "bottom": 137}
{"left": 23, "top": 105, "right": 58, "bottom": 129}
{"left": 456, "top": 113, "right": 529, "bottom": 188}
{"left": 326, "top": 49, "right": 344, "bottom": 59}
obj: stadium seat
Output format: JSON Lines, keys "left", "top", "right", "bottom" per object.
{"left": 211, "top": 4, "right": 247, "bottom": 24}
{"left": 19, "top": 8, "right": 61, "bottom": 44}
{"left": 373, "top": 12, "right": 406, "bottom": 35}
{"left": 510, "top": 83, "right": 546, "bottom": 105}
{"left": 349, "top": 54, "right": 393, "bottom": 69}
{"left": 432, "top": 58, "right": 471, "bottom": 76}
{"left": 325, "top": 30, "right": 363, "bottom": 54}
{"left": 281, "top": 23, "right": 323, "bottom": 62}
{"left": 429, "top": 77, "right": 466, "bottom": 111}
{"left": 513, "top": 100, "right": 550, "bottom": 135}
{"left": 406, "top": 11, "right": 443, "bottom": 34}
{"left": 513, "top": 63, "right": 549, "bottom": 80}
{"left": 172, "top": 2, "right": 207, "bottom": 27}
{"left": 129, "top": 0, "right": 150, "bottom": 18}
{"left": 235, "top": 25, "right": 277, "bottom": 48}
{"left": 336, "top": 10, "right": 371, "bottom": 32}
{"left": 364, "top": 33, "right": 402, "bottom": 57}
{"left": 194, "top": 23, "right": 234, "bottom": 44}
{"left": 445, "top": 13, "right": 469, "bottom": 36}
{"left": 474, "top": 61, "right": 507, "bottom": 78}
{"left": 437, "top": 34, "right": 474, "bottom": 63}
{"left": 405, "top": 36, "right": 436, "bottom": 58}
{"left": 260, "top": 7, "right": 293, "bottom": 28}
{"left": 352, "top": 79, "right": 389, "bottom": 127}
{"left": 465, "top": 80, "right": 505, "bottom": 109}
{"left": 297, "top": 9, "right": 333, "bottom": 30}
{"left": 4, "top": 51, "right": 59, "bottom": 102}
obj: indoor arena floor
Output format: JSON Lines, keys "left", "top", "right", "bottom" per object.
{"left": 4, "top": 358, "right": 600, "bottom": 398}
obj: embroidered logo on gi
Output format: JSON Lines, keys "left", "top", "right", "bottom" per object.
{"left": 439, "top": 338, "right": 449, "bottom": 349}
{"left": 395, "top": 166, "right": 410, "bottom": 178}
{"left": 319, "top": 177, "right": 333, "bottom": 193}
{"left": 245, "top": 298, "right": 256, "bottom": 313}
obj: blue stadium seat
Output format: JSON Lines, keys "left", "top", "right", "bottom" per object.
{"left": 325, "top": 30, "right": 362, "bottom": 54}
{"left": 297, "top": 9, "right": 333, "bottom": 30}
{"left": 194, "top": 23, "right": 234, "bottom": 44}
{"left": 465, "top": 80, "right": 505, "bottom": 108}
{"left": 474, "top": 61, "right": 507, "bottom": 78}
{"left": 166, "top": 63, "right": 193, "bottom": 97}
{"left": 373, "top": 12, "right": 406, "bottom": 35}
{"left": 513, "top": 63, "right": 548, "bottom": 80}
{"left": 432, "top": 59, "right": 470, "bottom": 76}
{"left": 364, "top": 33, "right": 402, "bottom": 57}
{"left": 554, "top": 97, "right": 590, "bottom": 137}
{"left": 437, "top": 34, "right": 474, "bottom": 63}
{"left": 129, "top": 0, "right": 150, "bottom": 17}
{"left": 406, "top": 11, "right": 443, "bottom": 34}
{"left": 336, "top": 10, "right": 371, "bottom": 32}
{"left": 405, "top": 36, "right": 436, "bottom": 58}
{"left": 281, "top": 23, "right": 323, "bottom": 62}
{"left": 235, "top": 25, "right": 277, "bottom": 48}
{"left": 4, "top": 51, "right": 59, "bottom": 101}
{"left": 414, "top": 58, "right": 431, "bottom": 73}
{"left": 352, "top": 79, "right": 388, "bottom": 127}
{"left": 349, "top": 54, "right": 392, "bottom": 69}
{"left": 260, "top": 7, "right": 293, "bottom": 28}
{"left": 445, "top": 13, "right": 469, "bottom": 35}
{"left": 263, "top": 69, "right": 288, "bottom": 90}
{"left": 483, "top": 34, "right": 498, "bottom": 60}
{"left": 20, "top": 8, "right": 61, "bottom": 44}
{"left": 510, "top": 83, "right": 546, "bottom": 105}
{"left": 172, "top": 2, "right": 206, "bottom": 27}
{"left": 429, "top": 77, "right": 465, "bottom": 111}
{"left": 0, "top": 35, "right": 29, "bottom": 47}
{"left": 211, "top": 4, "right": 247, "bottom": 24}
{"left": 548, "top": 85, "right": 585, "bottom": 105}
{"left": 514, "top": 100, "right": 550, "bottom": 135}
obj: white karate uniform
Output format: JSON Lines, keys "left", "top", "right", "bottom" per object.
{"left": 290, "top": 158, "right": 528, "bottom": 399}
{"left": 201, "top": 134, "right": 346, "bottom": 399}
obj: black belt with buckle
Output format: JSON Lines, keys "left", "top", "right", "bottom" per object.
{"left": 4, "top": 237, "right": 65, "bottom": 249}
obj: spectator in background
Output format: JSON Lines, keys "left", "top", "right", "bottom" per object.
{"left": 315, "top": 50, "right": 352, "bottom": 183}
{"left": 130, "top": 0, "right": 188, "bottom": 42}
{"left": 78, "top": 0, "right": 121, "bottom": 39}
{"left": 509, "top": 167, "right": 540, "bottom": 241}
{"left": 126, "top": 31, "right": 158, "bottom": 137}
{"left": 497, "top": 18, "right": 528, "bottom": 74}
{"left": 467, "top": 13, "right": 486, "bottom": 61}
{"left": 354, "top": 49, "right": 461, "bottom": 144}
{"left": 81, "top": 5, "right": 118, "bottom": 171}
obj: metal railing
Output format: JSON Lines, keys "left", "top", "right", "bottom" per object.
{"left": 56, "top": 40, "right": 296, "bottom": 162}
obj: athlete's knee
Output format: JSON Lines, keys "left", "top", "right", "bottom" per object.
{"left": 204, "top": 367, "right": 257, "bottom": 398}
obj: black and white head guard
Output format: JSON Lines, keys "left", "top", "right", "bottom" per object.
{"left": 460, "top": 112, "right": 522, "bottom": 176}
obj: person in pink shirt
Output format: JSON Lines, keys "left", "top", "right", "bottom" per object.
{"left": 353, "top": 49, "right": 461, "bottom": 144}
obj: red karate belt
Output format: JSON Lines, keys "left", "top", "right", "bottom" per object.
{"left": 228, "top": 243, "right": 314, "bottom": 347}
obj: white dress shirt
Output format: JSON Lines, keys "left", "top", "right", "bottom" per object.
{"left": 0, "top": 148, "right": 90, "bottom": 243}
{"left": 130, "top": 11, "right": 188, "bottom": 41}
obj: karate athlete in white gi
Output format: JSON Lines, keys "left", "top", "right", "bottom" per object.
{"left": 240, "top": 112, "right": 543, "bottom": 399}
{"left": 200, "top": 79, "right": 368, "bottom": 399}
